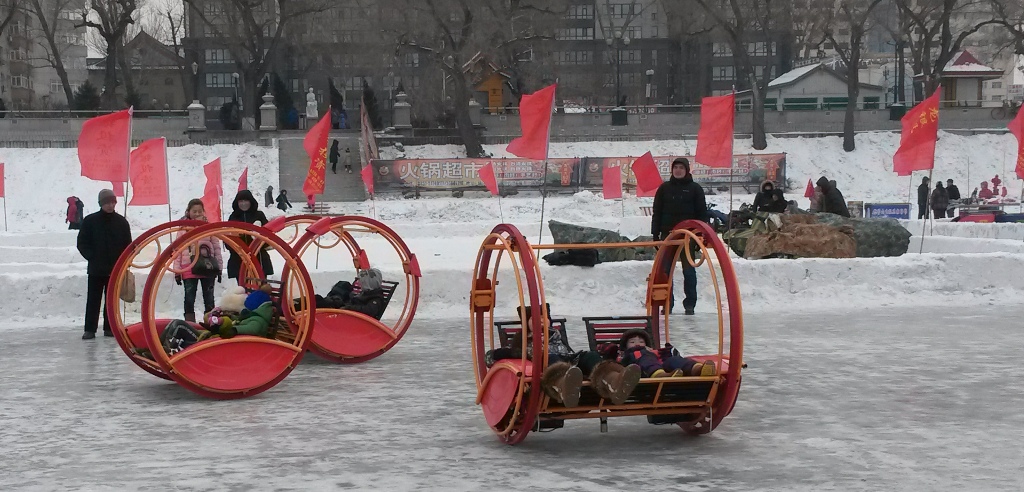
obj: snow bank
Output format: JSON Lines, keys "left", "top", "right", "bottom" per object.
{"left": 0, "top": 143, "right": 282, "bottom": 233}
{"left": 900, "top": 220, "right": 1024, "bottom": 240}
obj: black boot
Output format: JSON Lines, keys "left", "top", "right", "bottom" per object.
{"left": 82, "top": 332, "right": 96, "bottom": 340}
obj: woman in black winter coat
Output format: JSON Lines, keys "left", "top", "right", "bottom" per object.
{"left": 752, "top": 181, "right": 776, "bottom": 213}
{"left": 226, "top": 189, "right": 274, "bottom": 280}
{"left": 276, "top": 189, "right": 293, "bottom": 212}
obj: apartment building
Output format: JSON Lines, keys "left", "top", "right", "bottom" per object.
{"left": 0, "top": 0, "right": 87, "bottom": 109}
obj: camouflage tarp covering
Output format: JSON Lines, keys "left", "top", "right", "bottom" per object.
{"left": 744, "top": 222, "right": 857, "bottom": 259}
{"left": 814, "top": 214, "right": 911, "bottom": 257}
{"left": 547, "top": 220, "right": 656, "bottom": 262}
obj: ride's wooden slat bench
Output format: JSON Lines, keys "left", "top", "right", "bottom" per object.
{"left": 494, "top": 318, "right": 570, "bottom": 349}
{"left": 350, "top": 280, "right": 400, "bottom": 320}
{"left": 582, "top": 316, "right": 656, "bottom": 351}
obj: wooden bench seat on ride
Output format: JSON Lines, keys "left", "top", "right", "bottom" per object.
{"left": 582, "top": 315, "right": 657, "bottom": 350}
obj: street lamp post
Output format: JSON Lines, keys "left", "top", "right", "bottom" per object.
{"left": 231, "top": 72, "right": 239, "bottom": 104}
{"left": 605, "top": 30, "right": 630, "bottom": 108}
{"left": 645, "top": 68, "right": 655, "bottom": 107}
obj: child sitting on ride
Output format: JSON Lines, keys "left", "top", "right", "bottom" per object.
{"left": 490, "top": 307, "right": 642, "bottom": 407}
{"left": 615, "top": 329, "right": 716, "bottom": 378}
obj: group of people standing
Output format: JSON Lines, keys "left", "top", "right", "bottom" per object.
{"left": 76, "top": 188, "right": 278, "bottom": 339}
{"left": 917, "top": 177, "right": 961, "bottom": 219}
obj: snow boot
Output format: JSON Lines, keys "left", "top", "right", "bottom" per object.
{"left": 540, "top": 362, "right": 583, "bottom": 408}
{"left": 590, "top": 361, "right": 641, "bottom": 405}
{"left": 184, "top": 312, "right": 197, "bottom": 323}
{"left": 691, "top": 360, "right": 717, "bottom": 377}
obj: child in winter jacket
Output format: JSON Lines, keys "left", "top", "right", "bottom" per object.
{"left": 276, "top": 190, "right": 292, "bottom": 212}
{"left": 174, "top": 199, "right": 223, "bottom": 322}
{"left": 616, "top": 329, "right": 716, "bottom": 378}
{"left": 491, "top": 306, "right": 641, "bottom": 406}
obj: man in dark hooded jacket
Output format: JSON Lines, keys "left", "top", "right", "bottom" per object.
{"left": 751, "top": 180, "right": 776, "bottom": 213}
{"left": 651, "top": 158, "right": 707, "bottom": 315}
{"left": 226, "top": 189, "right": 273, "bottom": 281}
{"left": 816, "top": 176, "right": 851, "bottom": 217}
{"left": 77, "top": 189, "right": 132, "bottom": 339}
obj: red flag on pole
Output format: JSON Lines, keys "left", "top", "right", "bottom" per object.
{"left": 631, "top": 152, "right": 663, "bottom": 197}
{"left": 695, "top": 93, "right": 735, "bottom": 169}
{"left": 128, "top": 137, "right": 168, "bottom": 206}
{"left": 0, "top": 163, "right": 5, "bottom": 198}
{"left": 361, "top": 164, "right": 375, "bottom": 195}
{"left": 238, "top": 167, "right": 248, "bottom": 192}
{"left": 506, "top": 84, "right": 557, "bottom": 160}
{"left": 1008, "top": 104, "right": 1024, "bottom": 180}
{"left": 302, "top": 106, "right": 331, "bottom": 197}
{"left": 111, "top": 182, "right": 125, "bottom": 197}
{"left": 202, "top": 158, "right": 222, "bottom": 221}
{"left": 893, "top": 87, "right": 941, "bottom": 176}
{"left": 79, "top": 108, "right": 132, "bottom": 182}
{"left": 602, "top": 164, "right": 622, "bottom": 200}
{"left": 479, "top": 162, "right": 499, "bottom": 196}
{"left": 804, "top": 178, "right": 815, "bottom": 198}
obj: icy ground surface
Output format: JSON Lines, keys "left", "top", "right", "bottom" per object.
{"left": 2, "top": 309, "right": 1022, "bottom": 491}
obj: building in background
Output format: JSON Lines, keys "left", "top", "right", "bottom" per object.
{"left": 87, "top": 31, "right": 188, "bottom": 110}
{"left": 0, "top": 0, "right": 88, "bottom": 109}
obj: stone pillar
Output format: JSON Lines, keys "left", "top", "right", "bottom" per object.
{"left": 468, "top": 97, "right": 482, "bottom": 127}
{"left": 187, "top": 100, "right": 206, "bottom": 131}
{"left": 393, "top": 91, "right": 412, "bottom": 129}
{"left": 259, "top": 92, "right": 277, "bottom": 131}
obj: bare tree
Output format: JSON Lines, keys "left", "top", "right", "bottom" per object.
{"left": 162, "top": 5, "right": 191, "bottom": 103}
{"left": 77, "top": 0, "right": 138, "bottom": 109}
{"left": 692, "top": 0, "right": 791, "bottom": 150}
{"left": 987, "top": 0, "right": 1024, "bottom": 49}
{"left": 27, "top": 0, "right": 82, "bottom": 108}
{"left": 378, "top": 0, "right": 565, "bottom": 157}
{"left": 0, "top": 0, "right": 22, "bottom": 37}
{"left": 822, "top": 0, "right": 886, "bottom": 152}
{"left": 895, "top": 0, "right": 1000, "bottom": 99}
{"left": 184, "top": 0, "right": 332, "bottom": 119}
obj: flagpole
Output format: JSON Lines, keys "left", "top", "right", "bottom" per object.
{"left": 163, "top": 137, "right": 171, "bottom": 222}
{"left": 2, "top": 198, "right": 6, "bottom": 232}
{"left": 538, "top": 159, "right": 549, "bottom": 243}
{"left": 124, "top": 107, "right": 134, "bottom": 218}
{"left": 496, "top": 162, "right": 505, "bottom": 223}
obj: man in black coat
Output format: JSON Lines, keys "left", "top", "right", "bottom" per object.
{"left": 817, "top": 176, "right": 851, "bottom": 218}
{"left": 77, "top": 189, "right": 132, "bottom": 340}
{"left": 946, "top": 179, "right": 961, "bottom": 215}
{"left": 917, "top": 177, "right": 930, "bottom": 219}
{"left": 651, "top": 158, "right": 707, "bottom": 315}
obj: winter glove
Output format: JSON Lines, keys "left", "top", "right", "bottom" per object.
{"left": 174, "top": 275, "right": 182, "bottom": 285}
{"left": 217, "top": 274, "right": 222, "bottom": 284}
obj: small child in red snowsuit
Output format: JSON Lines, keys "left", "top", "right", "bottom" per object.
{"left": 616, "top": 329, "right": 716, "bottom": 377}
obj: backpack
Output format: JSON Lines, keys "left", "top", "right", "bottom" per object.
{"left": 160, "top": 319, "right": 202, "bottom": 356}
{"left": 66, "top": 197, "right": 79, "bottom": 224}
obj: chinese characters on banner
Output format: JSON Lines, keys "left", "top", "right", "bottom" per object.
{"left": 369, "top": 154, "right": 786, "bottom": 194}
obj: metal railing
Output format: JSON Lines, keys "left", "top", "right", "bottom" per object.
{"left": 0, "top": 109, "right": 188, "bottom": 118}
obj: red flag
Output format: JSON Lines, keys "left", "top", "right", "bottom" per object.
{"left": 695, "top": 93, "right": 735, "bottom": 168}
{"left": 128, "top": 138, "right": 168, "bottom": 206}
{"left": 202, "top": 158, "right": 222, "bottom": 221}
{"left": 506, "top": 84, "right": 556, "bottom": 160}
{"left": 804, "top": 178, "right": 815, "bottom": 198}
{"left": 79, "top": 108, "right": 132, "bottom": 182}
{"left": 1008, "top": 104, "right": 1024, "bottom": 180}
{"left": 0, "top": 163, "right": 5, "bottom": 198}
{"left": 302, "top": 106, "right": 331, "bottom": 197}
{"left": 893, "top": 87, "right": 941, "bottom": 176}
{"left": 602, "top": 164, "right": 622, "bottom": 200}
{"left": 479, "top": 162, "right": 499, "bottom": 195}
{"left": 238, "top": 167, "right": 248, "bottom": 192}
{"left": 361, "top": 165, "right": 375, "bottom": 195}
{"left": 111, "top": 182, "right": 125, "bottom": 197}
{"left": 631, "top": 152, "right": 663, "bottom": 197}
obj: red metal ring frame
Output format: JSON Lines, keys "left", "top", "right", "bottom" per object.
{"left": 107, "top": 219, "right": 204, "bottom": 380}
{"left": 268, "top": 215, "right": 422, "bottom": 363}
{"left": 471, "top": 221, "right": 744, "bottom": 444}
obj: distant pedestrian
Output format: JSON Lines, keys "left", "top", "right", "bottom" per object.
{"left": 76, "top": 189, "right": 132, "bottom": 339}
{"left": 808, "top": 185, "right": 824, "bottom": 213}
{"left": 816, "top": 176, "right": 851, "bottom": 218}
{"left": 66, "top": 196, "right": 84, "bottom": 230}
{"left": 931, "top": 182, "right": 948, "bottom": 219}
{"left": 946, "top": 179, "right": 960, "bottom": 215}
{"left": 330, "top": 139, "right": 340, "bottom": 174}
{"left": 344, "top": 147, "right": 353, "bottom": 174}
{"left": 265, "top": 186, "right": 274, "bottom": 207}
{"left": 276, "top": 189, "right": 293, "bottom": 212}
{"left": 917, "top": 177, "right": 930, "bottom": 219}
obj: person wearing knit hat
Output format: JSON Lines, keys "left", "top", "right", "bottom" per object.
{"left": 76, "top": 188, "right": 132, "bottom": 339}
{"left": 650, "top": 157, "right": 706, "bottom": 315}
